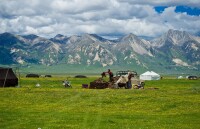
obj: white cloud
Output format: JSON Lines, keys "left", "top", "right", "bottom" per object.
{"left": 26, "top": 26, "right": 38, "bottom": 34}
{"left": 159, "top": 7, "right": 200, "bottom": 35}
{"left": 0, "top": 0, "right": 199, "bottom": 38}
{"left": 50, "top": 0, "right": 109, "bottom": 14}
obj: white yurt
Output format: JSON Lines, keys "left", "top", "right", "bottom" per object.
{"left": 177, "top": 76, "right": 183, "bottom": 79}
{"left": 140, "top": 71, "right": 161, "bottom": 80}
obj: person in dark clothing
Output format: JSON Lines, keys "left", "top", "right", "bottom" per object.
{"left": 126, "top": 72, "right": 133, "bottom": 89}
{"left": 107, "top": 69, "right": 114, "bottom": 82}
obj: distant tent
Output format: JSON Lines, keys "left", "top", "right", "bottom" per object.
{"left": 177, "top": 76, "right": 183, "bottom": 79}
{"left": 139, "top": 71, "right": 160, "bottom": 80}
{"left": 0, "top": 67, "right": 18, "bottom": 87}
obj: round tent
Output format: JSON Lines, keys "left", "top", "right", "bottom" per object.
{"left": 139, "top": 71, "right": 160, "bottom": 80}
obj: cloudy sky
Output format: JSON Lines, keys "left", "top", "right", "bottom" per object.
{"left": 0, "top": 0, "right": 200, "bottom": 38}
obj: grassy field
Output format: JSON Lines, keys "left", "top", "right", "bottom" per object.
{"left": 0, "top": 77, "right": 200, "bottom": 129}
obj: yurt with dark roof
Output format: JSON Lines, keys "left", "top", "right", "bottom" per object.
{"left": 0, "top": 67, "right": 18, "bottom": 87}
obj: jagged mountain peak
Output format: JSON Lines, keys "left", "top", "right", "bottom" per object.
{"left": 117, "top": 33, "right": 148, "bottom": 48}
{"left": 81, "top": 33, "right": 101, "bottom": 42}
{"left": 127, "top": 33, "right": 137, "bottom": 37}
{"left": 50, "top": 34, "right": 68, "bottom": 44}
{"left": 82, "top": 33, "right": 94, "bottom": 39}
{"left": 21, "top": 34, "right": 49, "bottom": 43}
{"left": 22, "top": 34, "right": 39, "bottom": 40}
{"left": 54, "top": 34, "right": 65, "bottom": 38}
{"left": 0, "top": 32, "right": 22, "bottom": 46}
{"left": 68, "top": 33, "right": 104, "bottom": 44}
{"left": 118, "top": 33, "right": 148, "bottom": 47}
{"left": 0, "top": 32, "right": 18, "bottom": 40}
{"left": 167, "top": 29, "right": 188, "bottom": 35}
{"left": 151, "top": 29, "right": 194, "bottom": 47}
{"left": 0, "top": 32, "right": 15, "bottom": 37}
{"left": 67, "top": 35, "right": 81, "bottom": 43}
{"left": 115, "top": 33, "right": 153, "bottom": 56}
{"left": 119, "top": 33, "right": 138, "bottom": 42}
{"left": 89, "top": 34, "right": 107, "bottom": 42}
{"left": 53, "top": 34, "right": 67, "bottom": 40}
{"left": 166, "top": 29, "right": 191, "bottom": 40}
{"left": 0, "top": 31, "right": 199, "bottom": 72}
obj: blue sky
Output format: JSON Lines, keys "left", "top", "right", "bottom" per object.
{"left": 0, "top": 0, "right": 200, "bottom": 38}
{"left": 155, "top": 6, "right": 200, "bottom": 16}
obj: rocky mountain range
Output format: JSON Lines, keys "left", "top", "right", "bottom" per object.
{"left": 0, "top": 29, "right": 200, "bottom": 74}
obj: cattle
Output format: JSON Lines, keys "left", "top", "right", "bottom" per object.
{"left": 26, "top": 74, "right": 39, "bottom": 78}
{"left": 45, "top": 75, "right": 52, "bottom": 77}
{"left": 74, "top": 75, "right": 87, "bottom": 78}
{"left": 187, "top": 76, "right": 198, "bottom": 80}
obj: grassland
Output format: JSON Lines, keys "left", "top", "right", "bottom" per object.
{"left": 0, "top": 77, "right": 200, "bottom": 129}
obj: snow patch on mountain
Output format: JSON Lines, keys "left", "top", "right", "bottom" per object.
{"left": 52, "top": 43, "right": 60, "bottom": 52}
{"left": 68, "top": 55, "right": 81, "bottom": 64}
{"left": 96, "top": 45, "right": 100, "bottom": 49}
{"left": 40, "top": 59, "right": 45, "bottom": 65}
{"left": 124, "top": 56, "right": 128, "bottom": 60}
{"left": 102, "top": 63, "right": 107, "bottom": 67}
{"left": 194, "top": 61, "right": 200, "bottom": 65}
{"left": 172, "top": 58, "right": 189, "bottom": 66}
{"left": 88, "top": 52, "right": 94, "bottom": 58}
{"left": 93, "top": 52, "right": 100, "bottom": 61}
{"left": 191, "top": 43, "right": 198, "bottom": 51}
{"left": 130, "top": 42, "right": 150, "bottom": 56}
{"left": 108, "top": 59, "right": 114, "bottom": 65}
{"left": 10, "top": 48, "right": 19, "bottom": 54}
{"left": 87, "top": 59, "right": 91, "bottom": 65}
{"left": 16, "top": 57, "right": 25, "bottom": 64}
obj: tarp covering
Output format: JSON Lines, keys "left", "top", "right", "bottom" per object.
{"left": 139, "top": 71, "right": 160, "bottom": 80}
{"left": 0, "top": 67, "right": 18, "bottom": 87}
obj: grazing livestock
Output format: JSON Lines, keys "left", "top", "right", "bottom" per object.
{"left": 26, "top": 74, "right": 39, "bottom": 78}
{"left": 74, "top": 75, "right": 87, "bottom": 78}
{"left": 45, "top": 75, "right": 52, "bottom": 77}
{"left": 187, "top": 76, "right": 198, "bottom": 80}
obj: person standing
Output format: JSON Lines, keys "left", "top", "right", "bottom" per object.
{"left": 126, "top": 72, "right": 133, "bottom": 89}
{"left": 107, "top": 69, "right": 114, "bottom": 82}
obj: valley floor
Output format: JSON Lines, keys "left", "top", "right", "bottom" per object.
{"left": 0, "top": 77, "right": 199, "bottom": 129}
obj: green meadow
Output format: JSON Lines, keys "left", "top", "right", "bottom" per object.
{"left": 0, "top": 77, "right": 200, "bottom": 129}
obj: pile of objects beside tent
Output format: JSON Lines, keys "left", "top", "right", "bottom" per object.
{"left": 114, "top": 72, "right": 145, "bottom": 89}
{"left": 89, "top": 78, "right": 110, "bottom": 89}
{"left": 89, "top": 70, "right": 145, "bottom": 89}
